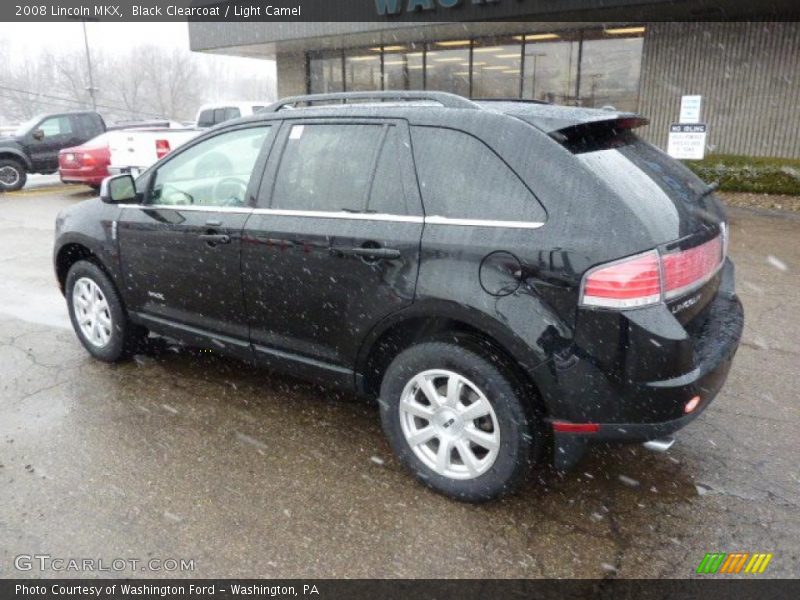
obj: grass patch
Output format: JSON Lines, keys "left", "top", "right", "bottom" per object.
{"left": 682, "top": 155, "right": 800, "bottom": 196}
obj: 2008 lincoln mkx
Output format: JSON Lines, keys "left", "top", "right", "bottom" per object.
{"left": 54, "top": 92, "right": 744, "bottom": 501}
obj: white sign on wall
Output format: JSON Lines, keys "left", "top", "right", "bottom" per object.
{"left": 667, "top": 123, "right": 708, "bottom": 160}
{"left": 679, "top": 95, "right": 703, "bottom": 124}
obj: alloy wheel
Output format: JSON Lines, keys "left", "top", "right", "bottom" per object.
{"left": 0, "top": 165, "right": 20, "bottom": 188}
{"left": 72, "top": 277, "right": 113, "bottom": 348}
{"left": 399, "top": 369, "right": 500, "bottom": 480}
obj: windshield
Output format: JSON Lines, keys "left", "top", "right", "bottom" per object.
{"left": 13, "top": 115, "right": 43, "bottom": 137}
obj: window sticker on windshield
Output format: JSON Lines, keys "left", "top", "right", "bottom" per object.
{"left": 289, "top": 125, "right": 304, "bottom": 140}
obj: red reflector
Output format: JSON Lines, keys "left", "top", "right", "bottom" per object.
{"left": 553, "top": 422, "right": 600, "bottom": 433}
{"left": 155, "top": 139, "right": 171, "bottom": 159}
{"left": 662, "top": 237, "right": 723, "bottom": 300}
{"left": 684, "top": 395, "right": 701, "bottom": 414}
{"left": 581, "top": 250, "right": 661, "bottom": 308}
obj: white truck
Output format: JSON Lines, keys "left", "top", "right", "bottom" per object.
{"left": 107, "top": 125, "right": 200, "bottom": 176}
{"left": 108, "top": 101, "right": 268, "bottom": 176}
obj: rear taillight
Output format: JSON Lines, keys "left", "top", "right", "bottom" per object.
{"left": 155, "top": 139, "right": 171, "bottom": 159}
{"left": 81, "top": 152, "right": 95, "bottom": 166}
{"left": 581, "top": 233, "right": 725, "bottom": 309}
{"left": 662, "top": 236, "right": 723, "bottom": 300}
{"left": 581, "top": 250, "right": 662, "bottom": 308}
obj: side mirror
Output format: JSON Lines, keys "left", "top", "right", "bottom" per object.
{"left": 32, "top": 129, "right": 44, "bottom": 141}
{"left": 100, "top": 174, "right": 137, "bottom": 204}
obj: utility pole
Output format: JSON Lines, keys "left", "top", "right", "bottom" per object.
{"left": 81, "top": 20, "right": 98, "bottom": 111}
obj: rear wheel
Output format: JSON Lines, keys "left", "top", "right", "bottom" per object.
{"left": 379, "top": 341, "right": 543, "bottom": 502}
{"left": 0, "top": 158, "right": 26, "bottom": 191}
{"left": 66, "top": 260, "right": 145, "bottom": 362}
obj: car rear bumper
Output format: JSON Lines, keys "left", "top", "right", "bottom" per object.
{"left": 59, "top": 167, "right": 108, "bottom": 186}
{"left": 547, "top": 261, "right": 744, "bottom": 470}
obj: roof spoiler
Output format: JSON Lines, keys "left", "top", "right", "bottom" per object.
{"left": 549, "top": 116, "right": 649, "bottom": 153}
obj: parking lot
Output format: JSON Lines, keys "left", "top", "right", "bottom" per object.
{"left": 0, "top": 184, "right": 798, "bottom": 578}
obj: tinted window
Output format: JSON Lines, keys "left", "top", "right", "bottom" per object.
{"left": 213, "top": 108, "right": 226, "bottom": 124}
{"left": 224, "top": 107, "right": 241, "bottom": 121}
{"left": 271, "top": 124, "right": 383, "bottom": 212}
{"left": 148, "top": 126, "right": 271, "bottom": 207}
{"left": 368, "top": 127, "right": 407, "bottom": 215}
{"left": 76, "top": 114, "right": 102, "bottom": 139}
{"left": 411, "top": 126, "right": 545, "bottom": 223}
{"left": 197, "top": 109, "right": 214, "bottom": 127}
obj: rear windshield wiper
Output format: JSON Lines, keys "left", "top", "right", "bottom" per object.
{"left": 700, "top": 181, "right": 720, "bottom": 198}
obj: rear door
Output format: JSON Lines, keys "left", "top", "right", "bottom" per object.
{"left": 118, "top": 124, "right": 274, "bottom": 355}
{"left": 242, "top": 119, "right": 423, "bottom": 383}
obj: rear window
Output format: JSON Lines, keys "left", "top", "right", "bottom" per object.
{"left": 411, "top": 126, "right": 545, "bottom": 223}
{"left": 576, "top": 136, "right": 709, "bottom": 203}
{"left": 197, "top": 109, "right": 214, "bottom": 127}
{"left": 224, "top": 107, "right": 241, "bottom": 121}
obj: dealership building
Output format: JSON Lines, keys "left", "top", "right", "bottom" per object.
{"left": 189, "top": 6, "right": 799, "bottom": 158}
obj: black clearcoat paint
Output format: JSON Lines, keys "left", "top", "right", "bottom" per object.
{"left": 54, "top": 98, "right": 743, "bottom": 460}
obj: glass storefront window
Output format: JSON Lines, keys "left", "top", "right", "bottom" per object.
{"left": 345, "top": 49, "right": 382, "bottom": 92}
{"left": 471, "top": 39, "right": 522, "bottom": 99}
{"left": 309, "top": 51, "right": 343, "bottom": 94}
{"left": 522, "top": 38, "right": 580, "bottom": 104}
{"left": 578, "top": 32, "right": 644, "bottom": 112}
{"left": 424, "top": 42, "right": 470, "bottom": 97}
{"left": 305, "top": 28, "right": 645, "bottom": 109}
{"left": 382, "top": 44, "right": 425, "bottom": 91}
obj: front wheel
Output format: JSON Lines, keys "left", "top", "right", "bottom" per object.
{"left": 379, "top": 341, "right": 543, "bottom": 502}
{"left": 0, "top": 158, "right": 27, "bottom": 192}
{"left": 66, "top": 260, "right": 145, "bottom": 362}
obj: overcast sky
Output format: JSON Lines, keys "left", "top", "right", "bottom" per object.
{"left": 1, "top": 21, "right": 273, "bottom": 74}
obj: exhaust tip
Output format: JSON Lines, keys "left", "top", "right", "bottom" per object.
{"left": 643, "top": 436, "right": 675, "bottom": 453}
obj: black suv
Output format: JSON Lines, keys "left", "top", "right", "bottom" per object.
{"left": 54, "top": 92, "right": 743, "bottom": 501}
{"left": 0, "top": 110, "right": 106, "bottom": 191}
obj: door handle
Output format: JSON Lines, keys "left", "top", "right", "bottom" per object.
{"left": 199, "top": 233, "right": 231, "bottom": 245}
{"left": 330, "top": 246, "right": 401, "bottom": 260}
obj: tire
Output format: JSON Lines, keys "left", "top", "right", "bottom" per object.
{"left": 0, "top": 158, "right": 27, "bottom": 192}
{"left": 379, "top": 341, "right": 543, "bottom": 502}
{"left": 66, "top": 260, "right": 145, "bottom": 362}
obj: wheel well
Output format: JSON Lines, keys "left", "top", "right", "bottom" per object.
{"left": 360, "top": 317, "right": 545, "bottom": 415}
{"left": 0, "top": 153, "right": 26, "bottom": 168}
{"left": 55, "top": 244, "right": 98, "bottom": 294}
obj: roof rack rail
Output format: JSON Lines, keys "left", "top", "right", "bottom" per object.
{"left": 265, "top": 91, "right": 480, "bottom": 112}
{"left": 477, "top": 98, "right": 552, "bottom": 105}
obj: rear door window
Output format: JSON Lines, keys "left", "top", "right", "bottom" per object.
{"left": 270, "top": 123, "right": 384, "bottom": 213}
{"left": 224, "top": 107, "right": 241, "bottom": 121}
{"left": 411, "top": 126, "right": 545, "bottom": 223}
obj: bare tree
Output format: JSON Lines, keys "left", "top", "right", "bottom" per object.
{"left": 0, "top": 38, "right": 276, "bottom": 127}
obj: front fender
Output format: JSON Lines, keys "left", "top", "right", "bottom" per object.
{"left": 54, "top": 199, "right": 124, "bottom": 293}
{"left": 0, "top": 144, "right": 33, "bottom": 170}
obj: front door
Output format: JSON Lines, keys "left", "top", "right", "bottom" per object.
{"left": 27, "top": 115, "right": 82, "bottom": 171}
{"left": 242, "top": 120, "right": 424, "bottom": 383}
{"left": 118, "top": 124, "right": 274, "bottom": 356}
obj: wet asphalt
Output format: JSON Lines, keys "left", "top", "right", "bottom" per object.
{"left": 0, "top": 185, "right": 798, "bottom": 579}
